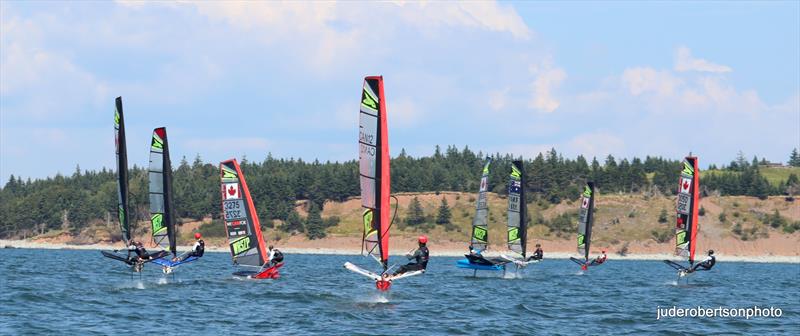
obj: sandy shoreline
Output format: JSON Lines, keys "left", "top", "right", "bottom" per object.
{"left": 2, "top": 239, "right": 797, "bottom": 263}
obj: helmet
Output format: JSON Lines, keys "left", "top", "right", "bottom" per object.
{"left": 708, "top": 249, "right": 714, "bottom": 255}
{"left": 194, "top": 233, "right": 202, "bottom": 239}
{"left": 418, "top": 235, "right": 428, "bottom": 244}
{"left": 602, "top": 250, "right": 606, "bottom": 253}
{"left": 269, "top": 245, "right": 274, "bottom": 250}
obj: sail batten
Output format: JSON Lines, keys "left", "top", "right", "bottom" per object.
{"left": 220, "top": 159, "right": 268, "bottom": 267}
{"left": 470, "top": 158, "right": 492, "bottom": 251}
{"left": 577, "top": 182, "right": 596, "bottom": 261}
{"left": 148, "top": 127, "right": 176, "bottom": 256}
{"left": 359, "top": 76, "right": 390, "bottom": 271}
{"left": 114, "top": 97, "right": 130, "bottom": 244}
{"left": 507, "top": 160, "right": 527, "bottom": 258}
{"left": 674, "top": 156, "right": 700, "bottom": 264}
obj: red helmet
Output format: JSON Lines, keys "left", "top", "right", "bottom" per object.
{"left": 418, "top": 235, "right": 428, "bottom": 244}
{"left": 194, "top": 233, "right": 202, "bottom": 239}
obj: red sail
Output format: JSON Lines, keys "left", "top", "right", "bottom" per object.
{"left": 359, "top": 76, "right": 390, "bottom": 268}
{"left": 220, "top": 159, "right": 268, "bottom": 266}
{"left": 688, "top": 156, "right": 699, "bottom": 263}
{"left": 375, "top": 76, "right": 390, "bottom": 266}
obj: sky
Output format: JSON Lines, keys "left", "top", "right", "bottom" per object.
{"left": 1, "top": 1, "right": 798, "bottom": 181}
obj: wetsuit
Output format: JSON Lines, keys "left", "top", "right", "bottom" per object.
{"left": 527, "top": 248, "right": 543, "bottom": 261}
{"left": 126, "top": 243, "right": 151, "bottom": 264}
{"left": 393, "top": 245, "right": 429, "bottom": 276}
{"left": 690, "top": 255, "right": 715, "bottom": 272}
{"left": 591, "top": 254, "right": 607, "bottom": 265}
{"left": 465, "top": 249, "right": 505, "bottom": 265}
{"left": 177, "top": 239, "right": 205, "bottom": 262}
{"left": 268, "top": 249, "right": 284, "bottom": 267}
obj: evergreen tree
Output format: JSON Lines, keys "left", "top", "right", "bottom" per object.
{"left": 789, "top": 148, "right": 800, "bottom": 167}
{"left": 658, "top": 208, "right": 668, "bottom": 223}
{"left": 435, "top": 198, "right": 452, "bottom": 225}
{"left": 406, "top": 197, "right": 426, "bottom": 226}
{"left": 305, "top": 202, "right": 326, "bottom": 239}
{"left": 282, "top": 209, "right": 304, "bottom": 234}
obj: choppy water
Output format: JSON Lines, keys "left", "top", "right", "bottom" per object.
{"left": 0, "top": 249, "right": 798, "bottom": 335}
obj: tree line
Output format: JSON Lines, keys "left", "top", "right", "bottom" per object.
{"left": 1, "top": 146, "right": 797, "bottom": 239}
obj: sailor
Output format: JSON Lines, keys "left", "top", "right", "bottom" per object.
{"left": 592, "top": 250, "right": 608, "bottom": 265}
{"left": 527, "top": 243, "right": 543, "bottom": 261}
{"left": 688, "top": 250, "right": 716, "bottom": 273}
{"left": 127, "top": 240, "right": 151, "bottom": 264}
{"left": 468, "top": 244, "right": 482, "bottom": 256}
{"left": 174, "top": 233, "right": 205, "bottom": 262}
{"left": 392, "top": 235, "right": 430, "bottom": 276}
{"left": 267, "top": 245, "right": 284, "bottom": 267}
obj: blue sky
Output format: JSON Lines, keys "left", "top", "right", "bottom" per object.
{"left": 1, "top": 1, "right": 798, "bottom": 181}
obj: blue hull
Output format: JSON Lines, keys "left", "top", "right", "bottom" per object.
{"left": 456, "top": 259, "right": 504, "bottom": 271}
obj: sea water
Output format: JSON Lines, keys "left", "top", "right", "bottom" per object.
{"left": 0, "top": 249, "right": 797, "bottom": 335}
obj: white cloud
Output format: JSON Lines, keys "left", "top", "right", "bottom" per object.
{"left": 621, "top": 67, "right": 682, "bottom": 97}
{"left": 390, "top": 98, "right": 421, "bottom": 128}
{"left": 488, "top": 88, "right": 510, "bottom": 111}
{"left": 527, "top": 60, "right": 567, "bottom": 113}
{"left": 565, "top": 132, "right": 626, "bottom": 160}
{"left": 184, "top": 137, "right": 271, "bottom": 153}
{"left": 674, "top": 46, "right": 732, "bottom": 73}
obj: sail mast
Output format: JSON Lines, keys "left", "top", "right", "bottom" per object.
{"left": 577, "top": 182, "right": 595, "bottom": 261}
{"left": 675, "top": 156, "right": 699, "bottom": 264}
{"left": 470, "top": 158, "right": 492, "bottom": 251}
{"left": 114, "top": 97, "right": 130, "bottom": 244}
{"left": 359, "top": 76, "right": 390, "bottom": 271}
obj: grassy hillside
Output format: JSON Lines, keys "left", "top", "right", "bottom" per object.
{"left": 704, "top": 166, "right": 800, "bottom": 187}
{"left": 35, "top": 192, "right": 799, "bottom": 253}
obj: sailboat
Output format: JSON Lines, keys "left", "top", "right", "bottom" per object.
{"left": 101, "top": 97, "right": 167, "bottom": 271}
{"left": 499, "top": 160, "right": 537, "bottom": 268}
{"left": 570, "top": 182, "right": 600, "bottom": 270}
{"left": 344, "top": 76, "right": 424, "bottom": 291}
{"left": 148, "top": 128, "right": 199, "bottom": 273}
{"left": 219, "top": 158, "right": 283, "bottom": 279}
{"left": 456, "top": 158, "right": 508, "bottom": 272}
{"left": 663, "top": 155, "right": 701, "bottom": 278}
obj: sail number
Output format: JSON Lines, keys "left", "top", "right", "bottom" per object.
{"left": 223, "top": 200, "right": 246, "bottom": 221}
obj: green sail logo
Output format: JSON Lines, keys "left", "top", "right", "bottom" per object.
{"left": 583, "top": 185, "right": 592, "bottom": 197}
{"left": 231, "top": 236, "right": 251, "bottom": 256}
{"left": 222, "top": 167, "right": 237, "bottom": 179}
{"left": 151, "top": 134, "right": 164, "bottom": 150}
{"left": 682, "top": 161, "right": 694, "bottom": 176}
{"left": 676, "top": 230, "right": 687, "bottom": 246}
{"left": 482, "top": 160, "right": 491, "bottom": 175}
{"left": 473, "top": 226, "right": 488, "bottom": 243}
{"left": 362, "top": 209, "right": 375, "bottom": 235}
{"left": 508, "top": 227, "right": 520, "bottom": 242}
{"left": 114, "top": 109, "right": 120, "bottom": 126}
{"left": 577, "top": 234, "right": 585, "bottom": 247}
{"left": 510, "top": 164, "right": 521, "bottom": 179}
{"left": 151, "top": 213, "right": 165, "bottom": 235}
{"left": 361, "top": 89, "right": 378, "bottom": 110}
